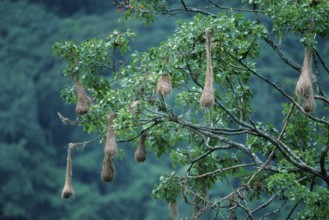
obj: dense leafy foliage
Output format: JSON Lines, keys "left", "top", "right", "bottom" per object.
{"left": 52, "top": 0, "right": 329, "bottom": 219}
{"left": 0, "top": 0, "right": 178, "bottom": 219}
{"left": 2, "top": 0, "right": 329, "bottom": 219}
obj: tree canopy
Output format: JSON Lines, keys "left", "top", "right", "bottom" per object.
{"left": 52, "top": 0, "right": 329, "bottom": 219}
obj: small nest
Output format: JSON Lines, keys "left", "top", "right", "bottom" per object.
{"left": 74, "top": 79, "right": 92, "bottom": 115}
{"left": 295, "top": 47, "right": 316, "bottom": 112}
{"left": 157, "top": 73, "right": 172, "bottom": 96}
{"left": 200, "top": 83, "right": 214, "bottom": 107}
{"left": 134, "top": 132, "right": 148, "bottom": 163}
{"left": 61, "top": 144, "right": 74, "bottom": 199}
{"left": 200, "top": 28, "right": 215, "bottom": 108}
{"left": 168, "top": 201, "right": 178, "bottom": 220}
{"left": 129, "top": 100, "right": 139, "bottom": 114}
{"left": 104, "top": 112, "right": 117, "bottom": 157}
{"left": 101, "top": 154, "right": 115, "bottom": 182}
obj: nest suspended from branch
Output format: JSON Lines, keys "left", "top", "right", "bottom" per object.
{"left": 168, "top": 200, "right": 178, "bottom": 220}
{"left": 74, "top": 79, "right": 92, "bottom": 115}
{"left": 200, "top": 28, "right": 215, "bottom": 108}
{"left": 157, "top": 73, "right": 172, "bottom": 96}
{"left": 104, "top": 112, "right": 117, "bottom": 158}
{"left": 101, "top": 154, "right": 115, "bottom": 182}
{"left": 295, "top": 47, "right": 316, "bottom": 112}
{"left": 61, "top": 143, "right": 74, "bottom": 199}
{"left": 129, "top": 100, "right": 139, "bottom": 114}
{"left": 134, "top": 132, "right": 148, "bottom": 162}
{"left": 101, "top": 112, "right": 117, "bottom": 182}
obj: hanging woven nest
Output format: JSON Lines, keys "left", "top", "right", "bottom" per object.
{"left": 74, "top": 79, "right": 92, "bottom": 115}
{"left": 168, "top": 200, "right": 178, "bottom": 220}
{"left": 101, "top": 155, "right": 115, "bottom": 182}
{"left": 295, "top": 47, "right": 316, "bottom": 112}
{"left": 134, "top": 132, "right": 148, "bottom": 163}
{"left": 61, "top": 143, "right": 74, "bottom": 199}
{"left": 200, "top": 28, "right": 215, "bottom": 108}
{"left": 157, "top": 73, "right": 172, "bottom": 96}
{"left": 104, "top": 112, "right": 117, "bottom": 158}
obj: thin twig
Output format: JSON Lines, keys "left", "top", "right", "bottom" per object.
{"left": 284, "top": 199, "right": 302, "bottom": 220}
{"left": 260, "top": 200, "right": 288, "bottom": 220}
{"left": 207, "top": 0, "right": 265, "bottom": 14}
{"left": 57, "top": 112, "right": 77, "bottom": 125}
{"left": 67, "top": 137, "right": 100, "bottom": 150}
{"left": 180, "top": 0, "right": 217, "bottom": 18}
{"left": 314, "top": 49, "right": 329, "bottom": 75}
{"left": 187, "top": 163, "right": 255, "bottom": 179}
{"left": 246, "top": 103, "right": 295, "bottom": 186}
{"left": 313, "top": 49, "right": 325, "bottom": 96}
{"left": 315, "top": 95, "right": 329, "bottom": 106}
{"left": 117, "top": 121, "right": 159, "bottom": 143}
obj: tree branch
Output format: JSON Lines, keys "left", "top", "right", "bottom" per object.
{"left": 284, "top": 199, "right": 302, "bottom": 220}
{"left": 314, "top": 49, "right": 329, "bottom": 75}
{"left": 251, "top": 191, "right": 282, "bottom": 215}
{"left": 180, "top": 0, "right": 217, "bottom": 18}
{"left": 246, "top": 103, "right": 296, "bottom": 186}
{"left": 207, "top": 0, "right": 265, "bottom": 14}
{"left": 260, "top": 200, "right": 288, "bottom": 220}
{"left": 57, "top": 112, "right": 77, "bottom": 125}
{"left": 263, "top": 35, "right": 302, "bottom": 72}
{"left": 315, "top": 95, "right": 329, "bottom": 106}
{"left": 313, "top": 49, "right": 325, "bottom": 96}
{"left": 187, "top": 163, "right": 255, "bottom": 179}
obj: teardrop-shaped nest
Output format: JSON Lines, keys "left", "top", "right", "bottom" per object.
{"left": 295, "top": 47, "right": 313, "bottom": 99}
{"left": 134, "top": 132, "right": 148, "bottom": 163}
{"left": 104, "top": 112, "right": 117, "bottom": 158}
{"left": 129, "top": 100, "right": 139, "bottom": 114}
{"left": 168, "top": 201, "right": 178, "bottom": 220}
{"left": 200, "top": 28, "right": 215, "bottom": 108}
{"left": 295, "top": 47, "right": 316, "bottom": 112}
{"left": 157, "top": 73, "right": 172, "bottom": 96}
{"left": 74, "top": 80, "right": 92, "bottom": 115}
{"left": 200, "top": 83, "right": 214, "bottom": 107}
{"left": 61, "top": 144, "right": 74, "bottom": 199}
{"left": 101, "top": 154, "right": 115, "bottom": 182}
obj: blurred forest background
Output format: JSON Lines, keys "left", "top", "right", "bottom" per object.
{"left": 0, "top": 0, "right": 328, "bottom": 219}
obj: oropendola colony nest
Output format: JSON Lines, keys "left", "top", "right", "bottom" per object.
{"left": 74, "top": 79, "right": 92, "bottom": 115}
{"left": 295, "top": 47, "right": 316, "bottom": 112}
{"left": 169, "top": 201, "right": 178, "bottom": 220}
{"left": 200, "top": 28, "right": 215, "bottom": 108}
{"left": 134, "top": 132, "right": 148, "bottom": 163}
{"left": 157, "top": 73, "right": 172, "bottom": 96}
{"left": 61, "top": 143, "right": 74, "bottom": 199}
{"left": 101, "top": 154, "right": 115, "bottom": 182}
{"left": 104, "top": 112, "right": 117, "bottom": 158}
{"left": 101, "top": 112, "right": 117, "bottom": 182}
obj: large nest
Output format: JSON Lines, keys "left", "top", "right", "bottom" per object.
{"left": 200, "top": 28, "right": 215, "bottom": 108}
{"left": 295, "top": 47, "right": 316, "bottom": 112}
